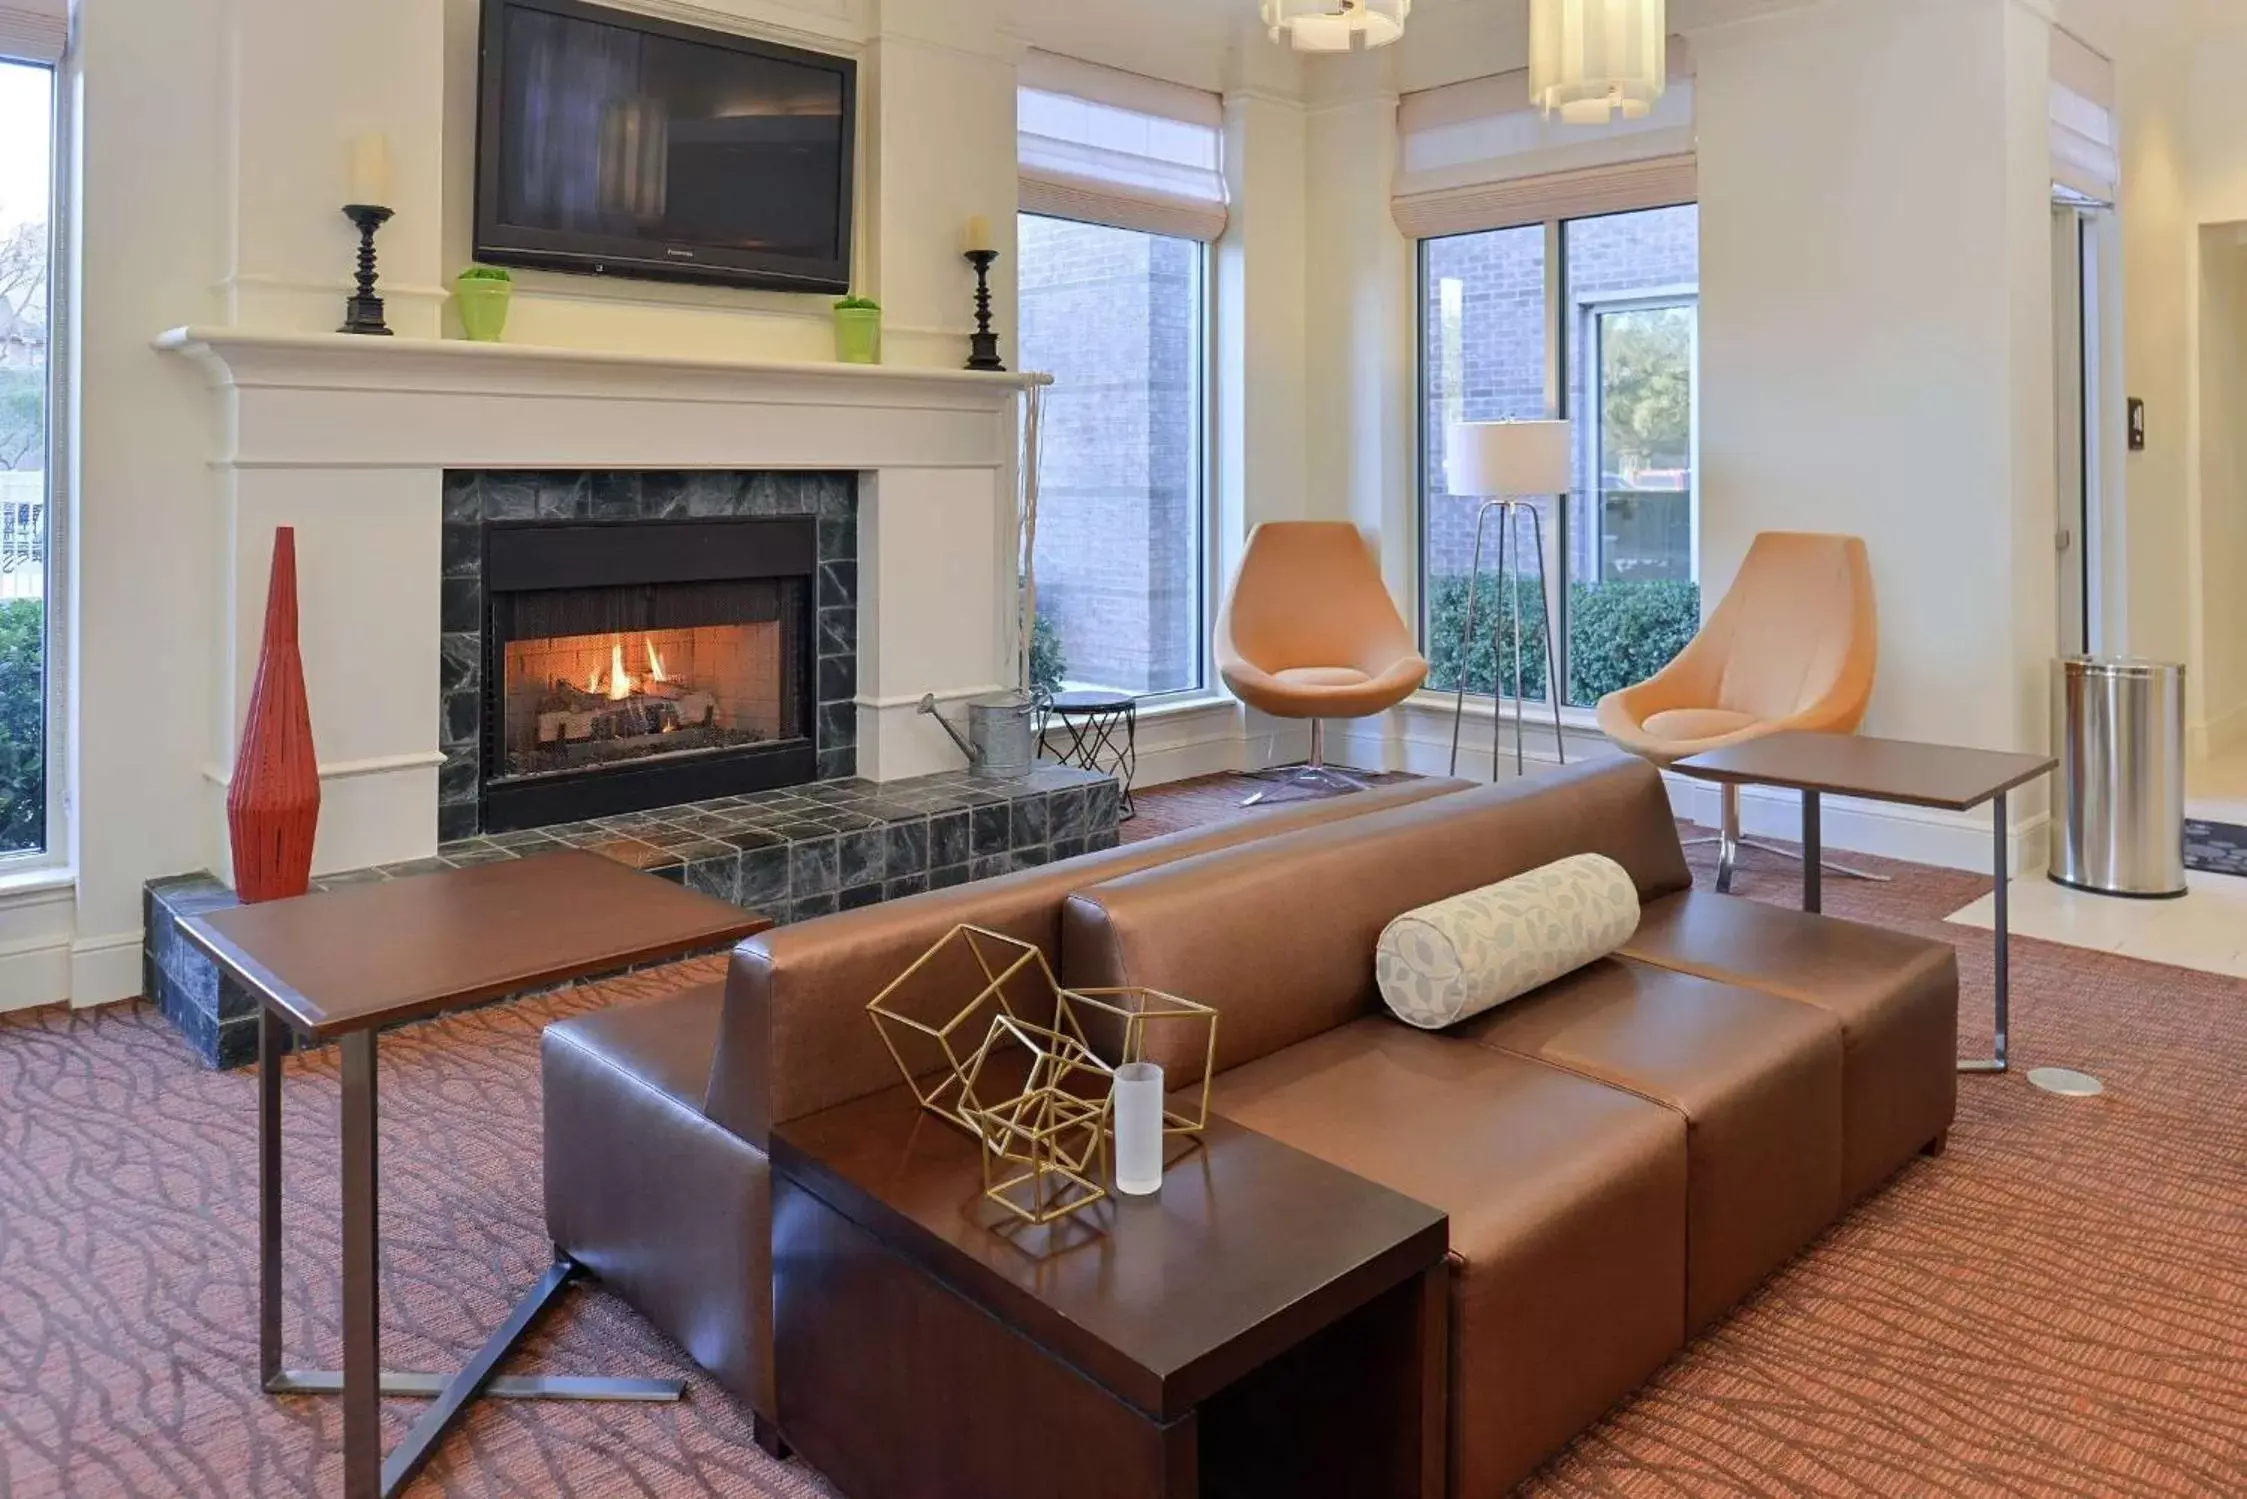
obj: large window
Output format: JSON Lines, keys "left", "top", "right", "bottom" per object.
{"left": 1018, "top": 213, "right": 1207, "bottom": 699}
{"left": 0, "top": 55, "right": 54, "bottom": 857}
{"left": 1421, "top": 203, "right": 1699, "bottom": 711}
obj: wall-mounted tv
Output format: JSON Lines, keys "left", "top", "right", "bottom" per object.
{"left": 474, "top": 0, "right": 856, "bottom": 294}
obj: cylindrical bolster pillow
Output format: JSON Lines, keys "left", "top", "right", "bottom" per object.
{"left": 1376, "top": 853, "right": 1640, "bottom": 1030}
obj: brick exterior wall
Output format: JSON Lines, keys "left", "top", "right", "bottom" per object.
{"left": 1421, "top": 204, "right": 1700, "bottom": 585}
{"left": 1020, "top": 215, "right": 1200, "bottom": 696}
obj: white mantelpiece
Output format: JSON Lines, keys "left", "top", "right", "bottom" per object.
{"left": 157, "top": 327, "right": 1033, "bottom": 881}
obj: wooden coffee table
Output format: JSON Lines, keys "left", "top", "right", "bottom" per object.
{"left": 180, "top": 851, "right": 769, "bottom": 1499}
{"left": 772, "top": 1086, "right": 1450, "bottom": 1499}
{"left": 1672, "top": 731, "right": 2056, "bottom": 1074}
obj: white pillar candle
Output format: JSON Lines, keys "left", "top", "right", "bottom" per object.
{"left": 347, "top": 133, "right": 393, "bottom": 207}
{"left": 1113, "top": 1061, "right": 1165, "bottom": 1197}
{"left": 963, "top": 215, "right": 993, "bottom": 254}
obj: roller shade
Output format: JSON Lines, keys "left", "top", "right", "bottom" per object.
{"left": 1018, "top": 51, "right": 1228, "bottom": 243}
{"left": 1394, "top": 48, "right": 1695, "bottom": 239}
{"left": 0, "top": 2, "right": 66, "bottom": 63}
{"left": 2050, "top": 28, "right": 2116, "bottom": 206}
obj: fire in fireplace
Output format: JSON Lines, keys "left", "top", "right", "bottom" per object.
{"left": 481, "top": 517, "right": 818, "bottom": 830}
{"left": 502, "top": 621, "right": 788, "bottom": 779}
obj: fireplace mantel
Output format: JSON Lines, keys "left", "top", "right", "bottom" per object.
{"left": 156, "top": 325, "right": 1025, "bottom": 881}
{"left": 154, "top": 327, "right": 1035, "bottom": 472}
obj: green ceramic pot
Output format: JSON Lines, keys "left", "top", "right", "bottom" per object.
{"left": 455, "top": 277, "right": 512, "bottom": 342}
{"left": 834, "top": 305, "right": 882, "bottom": 365}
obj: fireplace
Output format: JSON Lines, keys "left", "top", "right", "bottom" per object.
{"left": 479, "top": 514, "right": 819, "bottom": 831}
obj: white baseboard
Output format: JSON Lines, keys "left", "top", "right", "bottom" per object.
{"left": 1664, "top": 776, "right": 2049, "bottom": 878}
{"left": 71, "top": 931, "right": 147, "bottom": 1008}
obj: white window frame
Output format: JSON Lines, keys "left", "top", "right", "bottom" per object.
{"left": 1018, "top": 210, "right": 1216, "bottom": 707}
{"left": 0, "top": 31, "right": 70, "bottom": 881}
{"left": 1573, "top": 285, "right": 1700, "bottom": 600}
{"left": 1413, "top": 202, "right": 1699, "bottom": 718}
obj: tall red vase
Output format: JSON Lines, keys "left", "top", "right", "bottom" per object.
{"left": 228, "top": 528, "right": 321, "bottom": 903}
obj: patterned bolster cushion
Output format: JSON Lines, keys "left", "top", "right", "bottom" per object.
{"left": 1375, "top": 854, "right": 1641, "bottom": 1030}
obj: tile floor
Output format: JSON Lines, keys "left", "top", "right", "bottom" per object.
{"left": 1948, "top": 865, "right": 2247, "bottom": 978}
{"left": 1942, "top": 747, "right": 2247, "bottom": 977}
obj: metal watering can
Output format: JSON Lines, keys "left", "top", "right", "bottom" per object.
{"left": 918, "top": 691, "right": 1037, "bottom": 780}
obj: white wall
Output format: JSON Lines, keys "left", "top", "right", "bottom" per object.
{"left": 2197, "top": 229, "right": 2247, "bottom": 752}
{"left": 1693, "top": 0, "right": 2054, "bottom": 759}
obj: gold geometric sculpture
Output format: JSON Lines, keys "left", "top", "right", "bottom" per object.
{"left": 968, "top": 1013, "right": 1115, "bottom": 1226}
{"left": 866, "top": 924, "right": 1064, "bottom": 1134}
{"left": 1055, "top": 987, "right": 1220, "bottom": 1137}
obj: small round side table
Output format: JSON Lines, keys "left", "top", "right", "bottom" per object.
{"left": 1038, "top": 690, "right": 1138, "bottom": 821}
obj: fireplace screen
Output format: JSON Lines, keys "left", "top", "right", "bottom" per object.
{"left": 493, "top": 577, "right": 808, "bottom": 784}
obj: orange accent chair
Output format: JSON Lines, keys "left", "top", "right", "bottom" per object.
{"left": 1218, "top": 522, "right": 1429, "bottom": 805}
{"left": 1596, "top": 531, "right": 1879, "bottom": 890}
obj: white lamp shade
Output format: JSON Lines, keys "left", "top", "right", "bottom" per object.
{"left": 1264, "top": 0, "right": 1410, "bottom": 53}
{"left": 1446, "top": 420, "right": 1574, "bottom": 497}
{"left": 1529, "top": 0, "right": 1667, "bottom": 124}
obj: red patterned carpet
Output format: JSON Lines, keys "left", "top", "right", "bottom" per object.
{"left": 3, "top": 773, "right": 2245, "bottom": 1496}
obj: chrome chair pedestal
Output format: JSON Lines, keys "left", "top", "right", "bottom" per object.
{"left": 1244, "top": 720, "right": 1369, "bottom": 805}
{"left": 1688, "top": 783, "right": 1893, "bottom": 893}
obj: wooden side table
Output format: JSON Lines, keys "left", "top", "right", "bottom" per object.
{"left": 181, "top": 851, "right": 769, "bottom": 1499}
{"left": 1672, "top": 731, "right": 2056, "bottom": 1074}
{"left": 772, "top": 1086, "right": 1450, "bottom": 1499}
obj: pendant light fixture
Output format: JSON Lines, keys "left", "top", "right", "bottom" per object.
{"left": 1263, "top": 0, "right": 1410, "bottom": 54}
{"left": 1529, "top": 0, "right": 1667, "bottom": 124}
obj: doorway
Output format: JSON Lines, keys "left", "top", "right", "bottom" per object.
{"left": 2053, "top": 200, "right": 2107, "bottom": 661}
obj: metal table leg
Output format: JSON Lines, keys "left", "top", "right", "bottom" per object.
{"left": 339, "top": 1031, "right": 382, "bottom": 1498}
{"left": 1801, "top": 790, "right": 1823, "bottom": 915}
{"left": 257, "top": 1011, "right": 687, "bottom": 1499}
{"left": 1959, "top": 791, "right": 2011, "bottom": 1074}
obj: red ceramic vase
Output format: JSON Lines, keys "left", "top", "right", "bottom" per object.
{"left": 227, "top": 528, "right": 320, "bottom": 902}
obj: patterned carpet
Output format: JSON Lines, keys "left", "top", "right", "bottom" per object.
{"left": 3, "top": 773, "right": 2245, "bottom": 1496}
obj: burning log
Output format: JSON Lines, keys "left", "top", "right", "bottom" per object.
{"left": 536, "top": 676, "right": 719, "bottom": 746}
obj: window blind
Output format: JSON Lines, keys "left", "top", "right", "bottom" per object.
{"left": 0, "top": 1, "right": 65, "bottom": 63}
{"left": 1018, "top": 50, "right": 1228, "bottom": 243}
{"left": 2050, "top": 28, "right": 2116, "bottom": 206}
{"left": 1393, "top": 48, "right": 1695, "bottom": 240}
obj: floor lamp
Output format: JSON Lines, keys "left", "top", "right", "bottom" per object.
{"left": 1445, "top": 420, "right": 1570, "bottom": 778}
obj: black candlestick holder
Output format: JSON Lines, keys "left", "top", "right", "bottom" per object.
{"left": 339, "top": 204, "right": 396, "bottom": 337}
{"left": 964, "top": 248, "right": 1005, "bottom": 372}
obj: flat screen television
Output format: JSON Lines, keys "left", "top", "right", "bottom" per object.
{"left": 475, "top": 0, "right": 856, "bottom": 293}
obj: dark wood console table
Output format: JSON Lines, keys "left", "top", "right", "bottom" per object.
{"left": 181, "top": 851, "right": 769, "bottom": 1499}
{"left": 772, "top": 1085, "right": 1450, "bottom": 1499}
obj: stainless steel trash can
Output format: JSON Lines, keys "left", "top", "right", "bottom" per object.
{"left": 2050, "top": 657, "right": 2187, "bottom": 898}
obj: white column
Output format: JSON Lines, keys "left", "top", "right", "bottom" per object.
{"left": 1693, "top": 0, "right": 2056, "bottom": 757}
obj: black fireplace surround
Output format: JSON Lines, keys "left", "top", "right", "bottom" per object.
{"left": 440, "top": 470, "right": 860, "bottom": 842}
{"left": 480, "top": 517, "right": 818, "bottom": 831}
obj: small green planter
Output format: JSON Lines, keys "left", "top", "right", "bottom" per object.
{"left": 454, "top": 268, "right": 513, "bottom": 343}
{"left": 833, "top": 298, "right": 882, "bottom": 364}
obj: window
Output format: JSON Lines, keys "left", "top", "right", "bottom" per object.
{"left": 1420, "top": 203, "right": 1699, "bottom": 710}
{"left": 1018, "top": 213, "right": 1208, "bottom": 698}
{"left": 1014, "top": 52, "right": 1222, "bottom": 702}
{"left": 0, "top": 51, "right": 55, "bottom": 858}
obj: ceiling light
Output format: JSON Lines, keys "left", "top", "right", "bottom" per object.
{"left": 1529, "top": 0, "right": 1667, "bottom": 124}
{"left": 1263, "top": 0, "right": 1410, "bottom": 54}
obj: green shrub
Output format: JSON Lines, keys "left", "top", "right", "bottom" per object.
{"left": 1029, "top": 610, "right": 1067, "bottom": 700}
{"left": 456, "top": 264, "right": 512, "bottom": 282}
{"left": 1426, "top": 574, "right": 1700, "bottom": 709}
{"left": 0, "top": 598, "right": 43, "bottom": 854}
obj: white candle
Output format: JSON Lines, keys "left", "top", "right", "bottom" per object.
{"left": 1112, "top": 1061, "right": 1164, "bottom": 1197}
{"left": 347, "top": 133, "right": 393, "bottom": 207}
{"left": 964, "top": 214, "right": 993, "bottom": 254}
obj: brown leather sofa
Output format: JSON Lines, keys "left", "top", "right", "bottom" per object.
{"left": 544, "top": 758, "right": 1957, "bottom": 1492}
{"left": 542, "top": 775, "right": 1468, "bottom": 1446}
